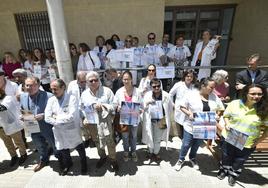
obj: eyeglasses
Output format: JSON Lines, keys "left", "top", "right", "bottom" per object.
{"left": 125, "top": 40, "right": 132, "bottom": 43}
{"left": 152, "top": 85, "right": 161, "bottom": 89}
{"left": 148, "top": 69, "right": 155, "bottom": 72}
{"left": 148, "top": 37, "right": 155, "bottom": 40}
{"left": 248, "top": 93, "right": 263, "bottom": 96}
{"left": 88, "top": 79, "right": 99, "bottom": 83}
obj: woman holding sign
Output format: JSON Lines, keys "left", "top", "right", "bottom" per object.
{"left": 113, "top": 71, "right": 142, "bottom": 162}
{"left": 217, "top": 84, "right": 268, "bottom": 186}
{"left": 142, "top": 78, "right": 173, "bottom": 162}
{"left": 175, "top": 77, "right": 224, "bottom": 171}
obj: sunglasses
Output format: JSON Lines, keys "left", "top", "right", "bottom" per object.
{"left": 148, "top": 69, "right": 155, "bottom": 72}
{"left": 88, "top": 79, "right": 99, "bottom": 83}
{"left": 152, "top": 85, "right": 161, "bottom": 89}
{"left": 148, "top": 37, "right": 155, "bottom": 40}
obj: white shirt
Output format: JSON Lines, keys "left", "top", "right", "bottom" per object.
{"left": 169, "top": 81, "right": 194, "bottom": 124}
{"left": 105, "top": 49, "right": 120, "bottom": 69}
{"left": 5, "top": 79, "right": 18, "bottom": 96}
{"left": 158, "top": 42, "right": 174, "bottom": 55}
{"left": 167, "top": 45, "right": 191, "bottom": 66}
{"left": 143, "top": 44, "right": 165, "bottom": 66}
{"left": 180, "top": 89, "right": 224, "bottom": 134}
{"left": 77, "top": 51, "right": 101, "bottom": 72}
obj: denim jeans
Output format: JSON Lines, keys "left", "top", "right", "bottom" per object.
{"left": 179, "top": 130, "right": 203, "bottom": 161}
{"left": 220, "top": 139, "right": 255, "bottom": 177}
{"left": 122, "top": 126, "right": 138, "bottom": 152}
{"left": 31, "top": 124, "right": 59, "bottom": 163}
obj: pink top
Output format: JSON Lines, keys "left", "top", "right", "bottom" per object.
{"left": 2, "top": 62, "right": 22, "bottom": 79}
{"left": 214, "top": 82, "right": 229, "bottom": 98}
{"left": 124, "top": 95, "right": 132, "bottom": 102}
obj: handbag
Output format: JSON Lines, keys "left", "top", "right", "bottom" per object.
{"left": 158, "top": 117, "right": 167, "bottom": 129}
{"left": 113, "top": 113, "right": 128, "bottom": 133}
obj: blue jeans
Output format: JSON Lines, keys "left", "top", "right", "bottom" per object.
{"left": 31, "top": 123, "right": 59, "bottom": 163}
{"left": 179, "top": 130, "right": 203, "bottom": 161}
{"left": 122, "top": 126, "right": 138, "bottom": 152}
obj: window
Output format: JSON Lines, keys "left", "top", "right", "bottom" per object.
{"left": 164, "top": 5, "right": 236, "bottom": 65}
{"left": 15, "top": 11, "right": 53, "bottom": 50}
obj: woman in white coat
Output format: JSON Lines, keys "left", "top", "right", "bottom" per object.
{"left": 45, "top": 79, "right": 87, "bottom": 175}
{"left": 142, "top": 78, "right": 172, "bottom": 162}
{"left": 169, "top": 70, "right": 196, "bottom": 138}
{"left": 113, "top": 71, "right": 142, "bottom": 162}
{"left": 174, "top": 78, "right": 224, "bottom": 171}
{"left": 104, "top": 39, "right": 120, "bottom": 69}
{"left": 0, "top": 89, "right": 27, "bottom": 167}
{"left": 191, "top": 29, "right": 220, "bottom": 80}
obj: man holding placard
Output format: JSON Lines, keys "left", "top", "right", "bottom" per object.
{"left": 20, "top": 77, "right": 60, "bottom": 172}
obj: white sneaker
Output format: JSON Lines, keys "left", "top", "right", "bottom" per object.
{"left": 174, "top": 160, "right": 185, "bottom": 171}
{"left": 190, "top": 158, "right": 199, "bottom": 170}
{"left": 123, "top": 152, "right": 129, "bottom": 162}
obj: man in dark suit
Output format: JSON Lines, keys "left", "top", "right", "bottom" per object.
{"left": 236, "top": 54, "right": 268, "bottom": 96}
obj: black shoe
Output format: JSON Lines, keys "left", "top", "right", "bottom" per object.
{"left": 18, "top": 153, "right": 27, "bottom": 165}
{"left": 228, "top": 175, "right": 236, "bottom": 186}
{"left": 34, "top": 161, "right": 49, "bottom": 172}
{"left": 96, "top": 157, "right": 107, "bottom": 168}
{"left": 60, "top": 162, "right": 73, "bottom": 176}
{"left": 83, "top": 140, "right": 90, "bottom": 148}
{"left": 9, "top": 156, "right": 19, "bottom": 167}
{"left": 111, "top": 160, "right": 119, "bottom": 172}
{"left": 81, "top": 166, "right": 88, "bottom": 175}
{"left": 88, "top": 138, "right": 96, "bottom": 148}
{"left": 217, "top": 170, "right": 226, "bottom": 180}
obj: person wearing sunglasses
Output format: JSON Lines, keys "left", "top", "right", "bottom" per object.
{"left": 143, "top": 32, "right": 165, "bottom": 67}
{"left": 138, "top": 64, "right": 163, "bottom": 97}
{"left": 217, "top": 84, "right": 268, "bottom": 186}
{"left": 69, "top": 43, "right": 79, "bottom": 79}
{"left": 158, "top": 33, "right": 174, "bottom": 55}
{"left": 142, "top": 78, "right": 172, "bottom": 162}
{"left": 80, "top": 71, "right": 119, "bottom": 172}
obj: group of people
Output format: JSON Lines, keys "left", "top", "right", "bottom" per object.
{"left": 0, "top": 30, "right": 268, "bottom": 187}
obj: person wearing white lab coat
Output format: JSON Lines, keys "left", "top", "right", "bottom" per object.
{"left": 93, "top": 35, "right": 107, "bottom": 69}
{"left": 45, "top": 79, "right": 87, "bottom": 175}
{"left": 158, "top": 33, "right": 174, "bottom": 55}
{"left": 169, "top": 70, "right": 196, "bottom": 138}
{"left": 191, "top": 29, "right": 220, "bottom": 80}
{"left": 104, "top": 39, "right": 120, "bottom": 69}
{"left": 142, "top": 78, "right": 172, "bottom": 162}
{"left": 0, "top": 89, "right": 27, "bottom": 167}
{"left": 77, "top": 43, "right": 101, "bottom": 72}
{"left": 144, "top": 33, "right": 165, "bottom": 67}
{"left": 167, "top": 35, "right": 191, "bottom": 79}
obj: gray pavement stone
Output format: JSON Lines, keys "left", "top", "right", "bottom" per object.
{"left": 0, "top": 137, "right": 267, "bottom": 188}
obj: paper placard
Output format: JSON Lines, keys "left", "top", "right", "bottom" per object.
{"left": 120, "top": 101, "right": 140, "bottom": 126}
{"left": 84, "top": 105, "right": 99, "bottom": 124}
{"left": 225, "top": 128, "right": 248, "bottom": 150}
{"left": 115, "top": 49, "right": 134, "bottom": 62}
{"left": 33, "top": 65, "right": 42, "bottom": 79}
{"left": 192, "top": 112, "right": 217, "bottom": 139}
{"left": 150, "top": 100, "right": 163, "bottom": 119}
{"left": 116, "top": 41, "right": 124, "bottom": 49}
{"left": 133, "top": 47, "right": 144, "bottom": 66}
{"left": 48, "top": 68, "right": 57, "bottom": 81}
{"left": 23, "top": 114, "right": 40, "bottom": 134}
{"left": 156, "top": 65, "right": 175, "bottom": 79}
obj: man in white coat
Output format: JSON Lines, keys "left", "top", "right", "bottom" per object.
{"left": 45, "top": 79, "right": 87, "bottom": 175}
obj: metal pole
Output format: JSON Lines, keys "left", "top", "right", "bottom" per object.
{"left": 46, "top": 0, "right": 73, "bottom": 84}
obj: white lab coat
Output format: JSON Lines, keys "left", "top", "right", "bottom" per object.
{"left": 191, "top": 39, "right": 218, "bottom": 80}
{"left": 45, "top": 92, "right": 82, "bottom": 150}
{"left": 158, "top": 42, "right": 174, "bottom": 55}
{"left": 77, "top": 51, "right": 101, "bottom": 72}
{"left": 167, "top": 45, "right": 191, "bottom": 66}
{"left": 169, "top": 81, "right": 194, "bottom": 125}
{"left": 142, "top": 91, "right": 173, "bottom": 149}
{"left": 0, "top": 96, "right": 23, "bottom": 135}
{"left": 67, "top": 80, "right": 88, "bottom": 101}
{"left": 105, "top": 49, "right": 120, "bottom": 69}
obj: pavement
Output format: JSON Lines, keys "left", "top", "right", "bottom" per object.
{"left": 0, "top": 136, "right": 268, "bottom": 188}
